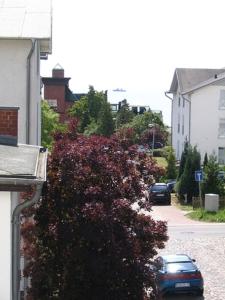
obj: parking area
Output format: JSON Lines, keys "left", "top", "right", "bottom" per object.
{"left": 160, "top": 236, "right": 225, "bottom": 300}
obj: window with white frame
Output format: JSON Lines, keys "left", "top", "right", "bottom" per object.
{"left": 218, "top": 147, "right": 225, "bottom": 164}
{"left": 219, "top": 118, "right": 225, "bottom": 137}
{"left": 178, "top": 114, "right": 180, "bottom": 133}
{"left": 219, "top": 90, "right": 225, "bottom": 109}
{"left": 177, "top": 140, "right": 180, "bottom": 159}
{"left": 182, "top": 115, "right": 184, "bottom": 135}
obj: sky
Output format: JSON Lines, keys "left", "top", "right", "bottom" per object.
{"left": 41, "top": 0, "right": 225, "bottom": 126}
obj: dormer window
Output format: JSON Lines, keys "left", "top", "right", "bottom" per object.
{"left": 219, "top": 90, "right": 225, "bottom": 109}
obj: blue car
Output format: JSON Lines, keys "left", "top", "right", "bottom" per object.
{"left": 154, "top": 254, "right": 204, "bottom": 296}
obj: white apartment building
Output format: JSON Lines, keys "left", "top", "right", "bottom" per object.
{"left": 166, "top": 68, "right": 225, "bottom": 163}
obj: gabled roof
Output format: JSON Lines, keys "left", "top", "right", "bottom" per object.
{"left": 0, "top": 0, "right": 52, "bottom": 53}
{"left": 168, "top": 68, "right": 225, "bottom": 94}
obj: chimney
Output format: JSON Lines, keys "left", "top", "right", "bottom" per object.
{"left": 52, "top": 63, "right": 64, "bottom": 78}
{"left": 0, "top": 107, "right": 19, "bottom": 146}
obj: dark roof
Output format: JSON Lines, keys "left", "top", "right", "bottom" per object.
{"left": 41, "top": 77, "right": 70, "bottom": 85}
{"left": 0, "top": 144, "right": 47, "bottom": 191}
{"left": 73, "top": 93, "right": 87, "bottom": 101}
{"left": 168, "top": 68, "right": 225, "bottom": 93}
{"left": 65, "top": 85, "right": 77, "bottom": 102}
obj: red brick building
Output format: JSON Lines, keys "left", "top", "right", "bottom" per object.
{"left": 42, "top": 64, "right": 86, "bottom": 123}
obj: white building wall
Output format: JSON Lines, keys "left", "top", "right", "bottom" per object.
{"left": 190, "top": 85, "right": 225, "bottom": 160}
{"left": 0, "top": 192, "right": 11, "bottom": 300}
{"left": 172, "top": 92, "right": 190, "bottom": 160}
{"left": 0, "top": 39, "right": 41, "bottom": 145}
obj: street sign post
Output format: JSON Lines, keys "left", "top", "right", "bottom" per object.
{"left": 195, "top": 170, "right": 203, "bottom": 182}
{"left": 195, "top": 170, "right": 203, "bottom": 208}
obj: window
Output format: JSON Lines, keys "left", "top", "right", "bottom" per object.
{"left": 219, "top": 90, "right": 225, "bottom": 109}
{"left": 111, "top": 104, "right": 118, "bottom": 112}
{"left": 218, "top": 147, "right": 225, "bottom": 164}
{"left": 219, "top": 118, "right": 225, "bottom": 137}
{"left": 178, "top": 97, "right": 181, "bottom": 107}
{"left": 183, "top": 97, "right": 185, "bottom": 107}
{"left": 47, "top": 99, "right": 57, "bottom": 108}
{"left": 177, "top": 140, "right": 180, "bottom": 159}
{"left": 178, "top": 114, "right": 180, "bottom": 133}
{"left": 182, "top": 115, "right": 184, "bottom": 135}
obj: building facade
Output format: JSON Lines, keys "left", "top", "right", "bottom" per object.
{"left": 166, "top": 68, "right": 225, "bottom": 163}
{"left": 42, "top": 65, "right": 86, "bottom": 123}
{"left": 0, "top": 0, "right": 52, "bottom": 145}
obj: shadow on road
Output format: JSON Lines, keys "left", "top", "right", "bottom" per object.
{"left": 163, "top": 294, "right": 204, "bottom": 300}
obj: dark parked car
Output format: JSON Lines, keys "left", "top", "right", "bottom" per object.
{"left": 154, "top": 254, "right": 204, "bottom": 296}
{"left": 218, "top": 170, "right": 225, "bottom": 180}
{"left": 149, "top": 183, "right": 171, "bottom": 205}
{"left": 166, "top": 179, "right": 176, "bottom": 193}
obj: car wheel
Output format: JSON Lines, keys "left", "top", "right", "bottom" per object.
{"left": 196, "top": 289, "right": 204, "bottom": 296}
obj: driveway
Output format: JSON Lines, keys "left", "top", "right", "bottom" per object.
{"left": 150, "top": 204, "right": 201, "bottom": 225}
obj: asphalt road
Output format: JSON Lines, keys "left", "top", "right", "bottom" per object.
{"left": 150, "top": 204, "right": 225, "bottom": 300}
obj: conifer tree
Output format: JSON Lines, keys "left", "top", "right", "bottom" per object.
{"left": 166, "top": 147, "right": 177, "bottom": 179}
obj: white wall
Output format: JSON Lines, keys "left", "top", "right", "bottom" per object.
{"left": 172, "top": 92, "right": 190, "bottom": 159}
{"left": 0, "top": 192, "right": 11, "bottom": 300}
{"left": 190, "top": 85, "right": 224, "bottom": 160}
{"left": 0, "top": 39, "right": 41, "bottom": 145}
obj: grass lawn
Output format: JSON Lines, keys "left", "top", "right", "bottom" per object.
{"left": 172, "top": 194, "right": 225, "bottom": 222}
{"left": 187, "top": 209, "right": 225, "bottom": 222}
{"left": 171, "top": 194, "right": 193, "bottom": 211}
{"left": 154, "top": 157, "right": 167, "bottom": 168}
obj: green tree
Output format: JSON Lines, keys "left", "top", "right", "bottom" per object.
{"left": 177, "top": 146, "right": 201, "bottom": 203}
{"left": 166, "top": 147, "right": 177, "bottom": 179}
{"left": 203, "top": 153, "right": 208, "bottom": 168}
{"left": 121, "top": 111, "right": 168, "bottom": 146}
{"left": 115, "top": 102, "right": 134, "bottom": 128}
{"left": 69, "top": 97, "right": 90, "bottom": 132}
{"left": 41, "top": 100, "right": 65, "bottom": 151}
{"left": 177, "top": 141, "right": 189, "bottom": 180}
{"left": 97, "top": 100, "right": 114, "bottom": 137}
{"left": 69, "top": 86, "right": 114, "bottom": 136}
{"left": 202, "top": 154, "right": 225, "bottom": 196}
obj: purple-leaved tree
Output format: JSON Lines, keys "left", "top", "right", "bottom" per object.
{"left": 23, "top": 120, "right": 167, "bottom": 300}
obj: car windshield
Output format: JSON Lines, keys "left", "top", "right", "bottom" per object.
{"left": 166, "top": 262, "right": 196, "bottom": 273}
{"left": 151, "top": 185, "right": 167, "bottom": 192}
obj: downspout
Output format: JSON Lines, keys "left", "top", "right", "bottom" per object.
{"left": 12, "top": 183, "right": 43, "bottom": 300}
{"left": 165, "top": 91, "right": 174, "bottom": 146}
{"left": 26, "top": 39, "right": 37, "bottom": 144}
{"left": 182, "top": 94, "right": 191, "bottom": 144}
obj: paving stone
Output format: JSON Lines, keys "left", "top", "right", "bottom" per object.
{"left": 160, "top": 237, "right": 225, "bottom": 300}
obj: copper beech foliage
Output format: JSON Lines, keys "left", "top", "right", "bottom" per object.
{"left": 23, "top": 120, "right": 167, "bottom": 300}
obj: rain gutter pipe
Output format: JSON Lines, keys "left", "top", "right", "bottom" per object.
{"left": 165, "top": 91, "right": 174, "bottom": 145}
{"left": 26, "top": 39, "right": 36, "bottom": 144}
{"left": 12, "top": 182, "right": 43, "bottom": 300}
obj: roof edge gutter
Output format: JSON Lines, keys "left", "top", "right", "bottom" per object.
{"left": 165, "top": 91, "right": 174, "bottom": 145}
{"left": 12, "top": 182, "right": 43, "bottom": 300}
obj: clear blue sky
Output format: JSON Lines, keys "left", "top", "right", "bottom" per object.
{"left": 41, "top": 0, "right": 225, "bottom": 126}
